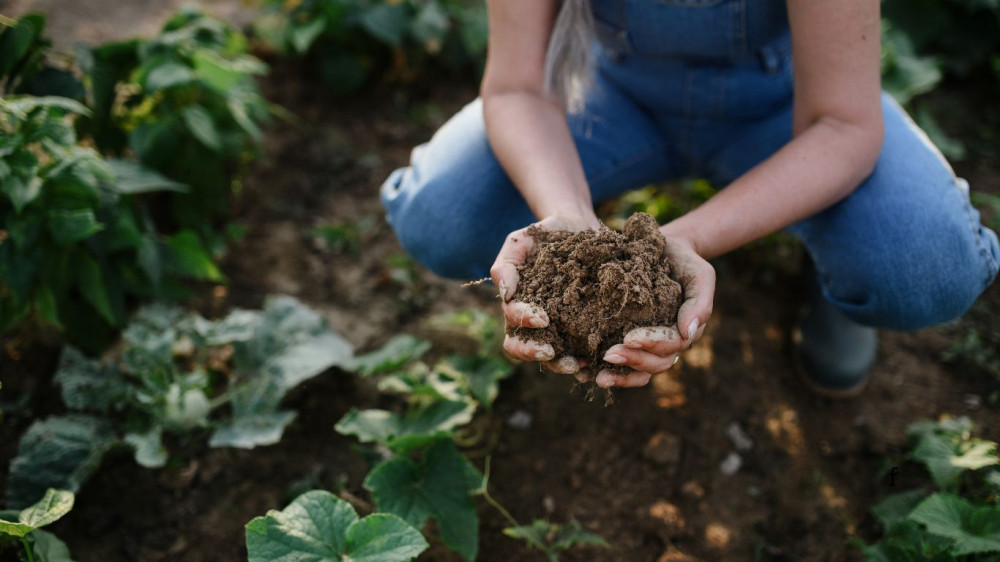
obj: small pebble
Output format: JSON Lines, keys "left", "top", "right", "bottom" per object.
{"left": 725, "top": 422, "right": 754, "bottom": 452}
{"left": 964, "top": 394, "right": 982, "bottom": 410}
{"left": 719, "top": 452, "right": 742, "bottom": 476}
{"left": 506, "top": 410, "right": 533, "bottom": 430}
{"left": 643, "top": 431, "right": 682, "bottom": 466}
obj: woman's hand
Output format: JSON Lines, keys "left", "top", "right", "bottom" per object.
{"left": 491, "top": 218, "right": 715, "bottom": 389}
{"left": 595, "top": 234, "right": 715, "bottom": 388}
{"left": 490, "top": 214, "right": 600, "bottom": 377}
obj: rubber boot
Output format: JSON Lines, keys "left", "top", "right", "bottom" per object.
{"left": 791, "top": 268, "right": 878, "bottom": 398}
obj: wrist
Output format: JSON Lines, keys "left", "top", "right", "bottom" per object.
{"left": 659, "top": 220, "right": 704, "bottom": 256}
{"left": 539, "top": 203, "right": 600, "bottom": 229}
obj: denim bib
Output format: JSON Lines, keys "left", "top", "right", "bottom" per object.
{"left": 591, "top": 0, "right": 790, "bottom": 64}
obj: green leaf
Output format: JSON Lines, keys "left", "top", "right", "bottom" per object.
{"left": 0, "top": 519, "right": 33, "bottom": 539}
{"left": 359, "top": 3, "right": 409, "bottom": 45}
{"left": 349, "top": 335, "right": 431, "bottom": 376}
{"left": 105, "top": 159, "right": 188, "bottom": 194}
{"left": 6, "top": 416, "right": 115, "bottom": 509}
{"left": 0, "top": 96, "right": 89, "bottom": 117}
{"left": 335, "top": 400, "right": 475, "bottom": 450}
{"left": 908, "top": 493, "right": 1000, "bottom": 556}
{"left": 364, "top": 439, "right": 481, "bottom": 561}
{"left": 31, "top": 529, "right": 73, "bottom": 562}
{"left": 142, "top": 62, "right": 195, "bottom": 91}
{"left": 53, "top": 347, "right": 129, "bottom": 413}
{"left": 192, "top": 50, "right": 265, "bottom": 92}
{"left": 0, "top": 14, "right": 42, "bottom": 78}
{"left": 437, "top": 355, "right": 512, "bottom": 407}
{"left": 180, "top": 105, "right": 223, "bottom": 151}
{"left": 34, "top": 286, "right": 60, "bottom": 328}
{"left": 77, "top": 254, "right": 118, "bottom": 325}
{"left": 245, "top": 490, "right": 428, "bottom": 562}
{"left": 18, "top": 489, "right": 74, "bottom": 530}
{"left": 908, "top": 418, "right": 999, "bottom": 488}
{"left": 504, "top": 520, "right": 609, "bottom": 556}
{"left": 872, "top": 489, "right": 928, "bottom": 533}
{"left": 290, "top": 18, "right": 326, "bottom": 54}
{"left": 47, "top": 209, "right": 104, "bottom": 245}
{"left": 164, "top": 230, "right": 224, "bottom": 281}
{"left": 124, "top": 428, "right": 169, "bottom": 468}
{"left": 1, "top": 173, "right": 42, "bottom": 213}
{"left": 209, "top": 411, "right": 297, "bottom": 449}
{"left": 410, "top": 2, "right": 449, "bottom": 51}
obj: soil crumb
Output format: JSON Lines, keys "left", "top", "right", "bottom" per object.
{"left": 508, "top": 213, "right": 683, "bottom": 373}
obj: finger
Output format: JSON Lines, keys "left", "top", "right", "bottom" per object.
{"left": 574, "top": 369, "right": 593, "bottom": 383}
{"left": 543, "top": 355, "right": 580, "bottom": 375}
{"left": 603, "top": 345, "right": 677, "bottom": 373}
{"left": 502, "top": 301, "right": 549, "bottom": 329}
{"left": 676, "top": 261, "right": 715, "bottom": 342}
{"left": 503, "top": 334, "right": 555, "bottom": 362}
{"left": 595, "top": 370, "right": 652, "bottom": 388}
{"left": 490, "top": 229, "right": 535, "bottom": 302}
{"left": 622, "top": 326, "right": 684, "bottom": 356}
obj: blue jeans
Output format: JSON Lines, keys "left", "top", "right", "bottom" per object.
{"left": 380, "top": 2, "right": 1000, "bottom": 331}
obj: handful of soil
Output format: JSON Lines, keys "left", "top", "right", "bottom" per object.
{"left": 507, "top": 213, "right": 683, "bottom": 373}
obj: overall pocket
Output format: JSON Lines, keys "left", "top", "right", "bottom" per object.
{"left": 622, "top": 0, "right": 746, "bottom": 61}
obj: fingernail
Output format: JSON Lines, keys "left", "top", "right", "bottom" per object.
{"left": 596, "top": 372, "right": 616, "bottom": 387}
{"left": 687, "top": 319, "right": 699, "bottom": 340}
{"left": 558, "top": 356, "right": 579, "bottom": 373}
{"left": 670, "top": 354, "right": 680, "bottom": 367}
{"left": 529, "top": 316, "right": 546, "bottom": 328}
{"left": 534, "top": 345, "right": 554, "bottom": 361}
{"left": 603, "top": 353, "right": 626, "bottom": 365}
{"left": 499, "top": 279, "right": 509, "bottom": 302}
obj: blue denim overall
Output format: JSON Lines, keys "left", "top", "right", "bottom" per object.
{"left": 380, "top": 0, "right": 1000, "bottom": 331}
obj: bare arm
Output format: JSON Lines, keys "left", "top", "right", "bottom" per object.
{"left": 480, "top": 0, "right": 600, "bottom": 225}
{"left": 660, "top": 0, "right": 884, "bottom": 259}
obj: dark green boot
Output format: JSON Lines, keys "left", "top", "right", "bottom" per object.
{"left": 792, "top": 275, "right": 878, "bottom": 398}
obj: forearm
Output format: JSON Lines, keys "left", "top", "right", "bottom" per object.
{"left": 482, "top": 92, "right": 598, "bottom": 224}
{"left": 661, "top": 117, "right": 883, "bottom": 259}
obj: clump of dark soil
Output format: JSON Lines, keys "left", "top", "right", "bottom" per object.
{"left": 508, "top": 213, "right": 683, "bottom": 372}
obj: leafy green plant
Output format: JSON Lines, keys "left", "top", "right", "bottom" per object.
{"left": 504, "top": 519, "right": 609, "bottom": 562}
{"left": 79, "top": 8, "right": 269, "bottom": 234}
{"left": 858, "top": 417, "right": 1000, "bottom": 560}
{"left": 328, "top": 315, "right": 608, "bottom": 561}
{"left": 0, "top": 489, "right": 75, "bottom": 562}
{"left": 245, "top": 490, "right": 429, "bottom": 562}
{"left": 253, "top": 0, "right": 488, "bottom": 94}
{"left": 0, "top": 13, "right": 84, "bottom": 100}
{"left": 0, "top": 96, "right": 213, "bottom": 351}
{"left": 5, "top": 296, "right": 352, "bottom": 509}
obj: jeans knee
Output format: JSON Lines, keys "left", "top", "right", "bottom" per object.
{"left": 825, "top": 219, "right": 995, "bottom": 331}
{"left": 381, "top": 167, "right": 491, "bottom": 280}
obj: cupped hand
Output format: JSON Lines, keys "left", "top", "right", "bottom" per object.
{"left": 490, "top": 215, "right": 599, "bottom": 376}
{"left": 595, "top": 234, "right": 715, "bottom": 388}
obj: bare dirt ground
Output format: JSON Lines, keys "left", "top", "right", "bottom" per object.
{"left": 1, "top": 4, "right": 999, "bottom": 561}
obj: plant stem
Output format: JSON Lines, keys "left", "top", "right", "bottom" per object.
{"left": 480, "top": 456, "right": 520, "bottom": 529}
{"left": 21, "top": 536, "right": 35, "bottom": 562}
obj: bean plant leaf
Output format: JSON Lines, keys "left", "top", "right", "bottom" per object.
{"left": 908, "top": 418, "right": 1000, "bottom": 488}
{"left": 289, "top": 18, "right": 326, "bottom": 54}
{"left": 18, "top": 489, "right": 75, "bottom": 530}
{"left": 105, "top": 159, "right": 188, "bottom": 194}
{"left": 359, "top": 4, "right": 409, "bottom": 45}
{"left": 245, "top": 490, "right": 428, "bottom": 562}
{"left": 437, "top": 355, "right": 512, "bottom": 407}
{"left": 143, "top": 62, "right": 195, "bottom": 91}
{"left": 180, "top": 105, "right": 223, "bottom": 151}
{"left": 335, "top": 400, "right": 475, "bottom": 451}
{"left": 124, "top": 428, "right": 169, "bottom": 468}
{"left": 47, "top": 209, "right": 103, "bottom": 245}
{"left": 872, "top": 489, "right": 928, "bottom": 534}
{"left": 504, "top": 519, "right": 609, "bottom": 557}
{"left": 908, "top": 493, "right": 1000, "bottom": 555}
{"left": 364, "top": 439, "right": 482, "bottom": 561}
{"left": 209, "top": 411, "right": 297, "bottom": 449}
{"left": 165, "top": 230, "right": 224, "bottom": 281}
{"left": 54, "top": 347, "right": 130, "bottom": 413}
{"left": 6, "top": 415, "right": 116, "bottom": 509}
{"left": 349, "top": 335, "right": 431, "bottom": 377}
{"left": 30, "top": 529, "right": 73, "bottom": 562}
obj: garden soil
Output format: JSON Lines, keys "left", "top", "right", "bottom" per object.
{"left": 3, "top": 8, "right": 1000, "bottom": 561}
{"left": 509, "top": 213, "right": 682, "bottom": 372}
